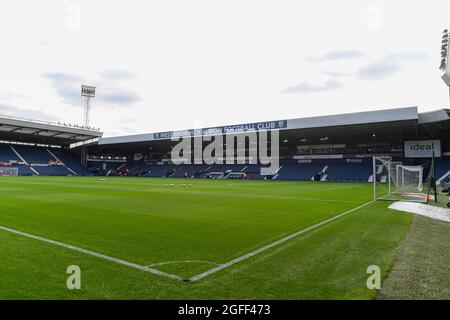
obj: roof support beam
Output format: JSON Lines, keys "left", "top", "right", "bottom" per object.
{"left": 9, "top": 126, "right": 25, "bottom": 133}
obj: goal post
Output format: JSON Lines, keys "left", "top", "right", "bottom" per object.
{"left": 0, "top": 167, "right": 19, "bottom": 176}
{"left": 397, "top": 165, "right": 423, "bottom": 193}
{"left": 373, "top": 156, "right": 434, "bottom": 203}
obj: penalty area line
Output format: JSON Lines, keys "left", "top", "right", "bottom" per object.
{"left": 0, "top": 225, "right": 184, "bottom": 281}
{"left": 189, "top": 200, "right": 375, "bottom": 282}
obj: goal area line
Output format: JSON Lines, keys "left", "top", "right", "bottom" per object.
{"left": 189, "top": 199, "right": 374, "bottom": 281}
{"left": 0, "top": 200, "right": 374, "bottom": 283}
{"left": 0, "top": 225, "right": 184, "bottom": 281}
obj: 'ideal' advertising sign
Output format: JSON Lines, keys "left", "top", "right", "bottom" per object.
{"left": 404, "top": 140, "right": 441, "bottom": 158}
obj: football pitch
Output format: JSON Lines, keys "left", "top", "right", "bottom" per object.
{"left": 0, "top": 176, "right": 413, "bottom": 299}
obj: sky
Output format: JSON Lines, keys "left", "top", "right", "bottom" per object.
{"left": 0, "top": 0, "right": 449, "bottom": 137}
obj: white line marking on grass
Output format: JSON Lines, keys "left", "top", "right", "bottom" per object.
{"left": 0, "top": 225, "right": 184, "bottom": 281}
{"left": 146, "top": 260, "right": 219, "bottom": 267}
{"left": 149, "top": 188, "right": 361, "bottom": 204}
{"left": 189, "top": 200, "right": 375, "bottom": 282}
{"left": 320, "top": 185, "right": 361, "bottom": 191}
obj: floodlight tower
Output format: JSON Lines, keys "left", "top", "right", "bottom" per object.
{"left": 440, "top": 29, "right": 450, "bottom": 105}
{"left": 81, "top": 85, "right": 96, "bottom": 127}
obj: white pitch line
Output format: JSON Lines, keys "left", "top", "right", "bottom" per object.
{"left": 149, "top": 188, "right": 361, "bottom": 204}
{"left": 0, "top": 225, "right": 184, "bottom": 281}
{"left": 146, "top": 260, "right": 219, "bottom": 267}
{"left": 189, "top": 200, "right": 375, "bottom": 282}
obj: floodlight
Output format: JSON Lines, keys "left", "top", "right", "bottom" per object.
{"left": 81, "top": 84, "right": 96, "bottom": 127}
{"left": 442, "top": 73, "right": 450, "bottom": 86}
{"left": 439, "top": 29, "right": 449, "bottom": 74}
{"left": 81, "top": 85, "right": 96, "bottom": 97}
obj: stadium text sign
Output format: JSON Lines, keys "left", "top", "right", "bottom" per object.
{"left": 154, "top": 120, "right": 287, "bottom": 140}
{"left": 404, "top": 140, "right": 441, "bottom": 158}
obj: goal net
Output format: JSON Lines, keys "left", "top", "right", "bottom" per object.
{"left": 373, "top": 156, "right": 434, "bottom": 203}
{"left": 0, "top": 167, "right": 19, "bottom": 176}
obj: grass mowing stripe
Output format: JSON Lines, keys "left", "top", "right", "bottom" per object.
{"left": 189, "top": 200, "right": 375, "bottom": 282}
{"left": 0, "top": 225, "right": 184, "bottom": 281}
{"left": 146, "top": 188, "right": 362, "bottom": 204}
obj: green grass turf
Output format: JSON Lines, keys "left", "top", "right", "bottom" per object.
{"left": 0, "top": 176, "right": 413, "bottom": 299}
{"left": 378, "top": 214, "right": 450, "bottom": 299}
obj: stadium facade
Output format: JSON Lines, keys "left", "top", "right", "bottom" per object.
{"left": 1, "top": 106, "right": 449, "bottom": 182}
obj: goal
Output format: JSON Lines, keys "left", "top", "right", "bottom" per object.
{"left": 0, "top": 167, "right": 19, "bottom": 176}
{"left": 372, "top": 156, "right": 435, "bottom": 203}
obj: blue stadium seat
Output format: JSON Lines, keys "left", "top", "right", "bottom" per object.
{"left": 14, "top": 145, "right": 54, "bottom": 164}
{"left": 0, "top": 144, "right": 20, "bottom": 162}
{"left": 326, "top": 159, "right": 372, "bottom": 181}
{"left": 435, "top": 158, "right": 450, "bottom": 180}
{"left": 144, "top": 165, "right": 177, "bottom": 177}
{"left": 87, "top": 161, "right": 126, "bottom": 176}
{"left": 170, "top": 164, "right": 210, "bottom": 178}
{"left": 33, "top": 165, "right": 71, "bottom": 176}
{"left": 276, "top": 160, "right": 324, "bottom": 181}
{"left": 0, "top": 144, "right": 34, "bottom": 175}
{"left": 128, "top": 163, "right": 155, "bottom": 176}
{"left": 0, "top": 144, "right": 91, "bottom": 176}
{"left": 50, "top": 149, "right": 91, "bottom": 175}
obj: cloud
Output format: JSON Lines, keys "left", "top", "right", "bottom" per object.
{"left": 43, "top": 70, "right": 140, "bottom": 107}
{"left": 322, "top": 71, "right": 352, "bottom": 78}
{"left": 99, "top": 69, "right": 137, "bottom": 80}
{"left": 357, "top": 59, "right": 402, "bottom": 80}
{"left": 0, "top": 102, "right": 59, "bottom": 122}
{"left": 43, "top": 72, "right": 82, "bottom": 105}
{"left": 357, "top": 51, "right": 429, "bottom": 80}
{"left": 282, "top": 50, "right": 364, "bottom": 94}
{"left": 282, "top": 79, "right": 343, "bottom": 94}
{"left": 97, "top": 88, "right": 140, "bottom": 105}
{"left": 305, "top": 50, "right": 365, "bottom": 63}
{"left": 388, "top": 52, "right": 429, "bottom": 62}
{"left": 281, "top": 50, "right": 428, "bottom": 95}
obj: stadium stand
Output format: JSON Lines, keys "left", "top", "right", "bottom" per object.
{"left": 0, "top": 144, "right": 34, "bottom": 175}
{"left": 32, "top": 164, "right": 71, "bottom": 176}
{"left": 326, "top": 159, "right": 373, "bottom": 182}
{"left": 170, "top": 164, "right": 210, "bottom": 178}
{"left": 87, "top": 161, "right": 124, "bottom": 176}
{"left": 275, "top": 160, "right": 324, "bottom": 181}
{"left": 2, "top": 107, "right": 450, "bottom": 181}
{"left": 13, "top": 145, "right": 55, "bottom": 164}
{"left": 144, "top": 164, "right": 178, "bottom": 177}
{"left": 208, "top": 164, "right": 246, "bottom": 172}
{"left": 242, "top": 164, "right": 265, "bottom": 180}
{"left": 8, "top": 145, "right": 81, "bottom": 176}
{"left": 93, "top": 156, "right": 450, "bottom": 181}
{"left": 0, "top": 114, "right": 101, "bottom": 176}
{"left": 435, "top": 158, "right": 450, "bottom": 181}
{"left": 49, "top": 149, "right": 91, "bottom": 175}
{"left": 128, "top": 163, "right": 154, "bottom": 176}
{"left": 0, "top": 144, "right": 18, "bottom": 162}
